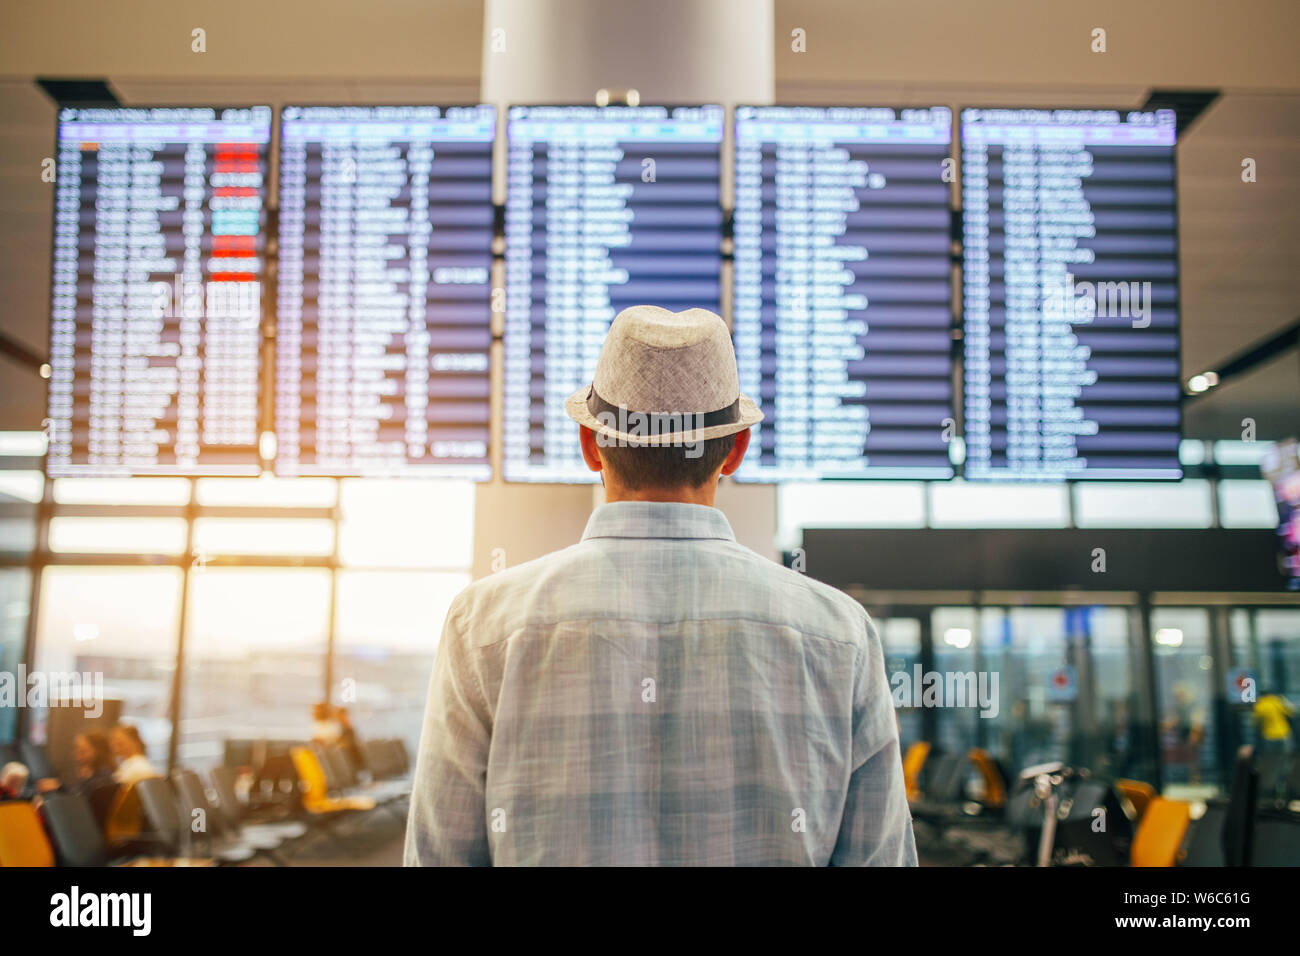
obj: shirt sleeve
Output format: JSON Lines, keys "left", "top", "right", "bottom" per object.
{"left": 830, "top": 613, "right": 918, "bottom": 866}
{"left": 403, "top": 595, "right": 493, "bottom": 866}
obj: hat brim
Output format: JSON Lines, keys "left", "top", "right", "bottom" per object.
{"left": 564, "top": 386, "right": 764, "bottom": 446}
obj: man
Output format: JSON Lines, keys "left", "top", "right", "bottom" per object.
{"left": 405, "top": 305, "right": 916, "bottom": 866}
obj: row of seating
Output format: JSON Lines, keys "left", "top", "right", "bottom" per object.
{"left": 0, "top": 737, "right": 412, "bottom": 867}
{"left": 902, "top": 741, "right": 1300, "bottom": 866}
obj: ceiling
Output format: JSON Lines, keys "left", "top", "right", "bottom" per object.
{"left": 0, "top": 0, "right": 1296, "bottom": 441}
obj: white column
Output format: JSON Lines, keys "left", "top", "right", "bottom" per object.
{"left": 474, "top": 0, "right": 778, "bottom": 577}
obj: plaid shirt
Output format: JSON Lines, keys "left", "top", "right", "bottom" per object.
{"left": 404, "top": 500, "right": 916, "bottom": 866}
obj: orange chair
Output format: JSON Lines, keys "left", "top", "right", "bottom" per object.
{"left": 902, "top": 742, "right": 931, "bottom": 801}
{"left": 1116, "top": 778, "right": 1156, "bottom": 823}
{"left": 0, "top": 801, "right": 55, "bottom": 867}
{"left": 104, "top": 782, "right": 145, "bottom": 845}
{"left": 290, "top": 746, "right": 375, "bottom": 814}
{"left": 1130, "top": 796, "right": 1191, "bottom": 867}
{"left": 968, "top": 748, "right": 1007, "bottom": 809}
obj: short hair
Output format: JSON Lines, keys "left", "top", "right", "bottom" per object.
{"left": 1, "top": 761, "right": 29, "bottom": 787}
{"left": 598, "top": 433, "right": 737, "bottom": 490}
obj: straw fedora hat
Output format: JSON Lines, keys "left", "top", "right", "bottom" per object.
{"left": 565, "top": 305, "right": 764, "bottom": 446}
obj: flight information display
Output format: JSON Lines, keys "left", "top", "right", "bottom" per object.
{"left": 276, "top": 105, "right": 495, "bottom": 477}
{"left": 503, "top": 104, "right": 725, "bottom": 482}
{"left": 962, "top": 107, "right": 1182, "bottom": 481}
{"left": 733, "top": 106, "right": 955, "bottom": 481}
{"left": 46, "top": 106, "right": 271, "bottom": 476}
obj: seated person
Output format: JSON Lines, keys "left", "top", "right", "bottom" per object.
{"left": 109, "top": 724, "right": 159, "bottom": 786}
{"left": 335, "top": 707, "right": 364, "bottom": 769}
{"left": 0, "top": 761, "right": 33, "bottom": 800}
{"left": 311, "top": 702, "right": 342, "bottom": 746}
{"left": 35, "top": 730, "right": 118, "bottom": 796}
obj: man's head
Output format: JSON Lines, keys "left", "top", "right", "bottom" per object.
{"left": 566, "top": 306, "right": 762, "bottom": 503}
{"left": 581, "top": 429, "right": 748, "bottom": 499}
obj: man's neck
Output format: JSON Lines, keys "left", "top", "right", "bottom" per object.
{"left": 601, "top": 483, "right": 718, "bottom": 507}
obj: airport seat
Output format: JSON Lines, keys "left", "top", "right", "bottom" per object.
{"left": 0, "top": 801, "right": 55, "bottom": 867}
{"left": 170, "top": 770, "right": 264, "bottom": 863}
{"left": 1222, "top": 746, "right": 1258, "bottom": 866}
{"left": 1116, "top": 778, "right": 1156, "bottom": 822}
{"left": 209, "top": 764, "right": 307, "bottom": 842}
{"left": 968, "top": 748, "right": 1007, "bottom": 810}
{"left": 1181, "top": 801, "right": 1227, "bottom": 866}
{"left": 42, "top": 791, "right": 112, "bottom": 866}
{"left": 290, "top": 746, "right": 375, "bottom": 814}
{"left": 902, "top": 741, "right": 931, "bottom": 801}
{"left": 84, "top": 778, "right": 121, "bottom": 833}
{"left": 104, "top": 781, "right": 147, "bottom": 845}
{"left": 1251, "top": 814, "right": 1300, "bottom": 866}
{"left": 1130, "top": 797, "right": 1191, "bottom": 867}
{"left": 328, "top": 743, "right": 408, "bottom": 804}
{"left": 19, "top": 740, "right": 57, "bottom": 780}
{"left": 391, "top": 738, "right": 411, "bottom": 775}
{"left": 134, "top": 777, "right": 223, "bottom": 864}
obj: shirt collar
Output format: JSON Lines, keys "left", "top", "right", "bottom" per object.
{"left": 581, "top": 501, "right": 737, "bottom": 542}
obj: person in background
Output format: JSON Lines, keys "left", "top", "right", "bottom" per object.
{"left": 34, "top": 730, "right": 117, "bottom": 795}
{"left": 1253, "top": 689, "right": 1296, "bottom": 755}
{"left": 109, "top": 724, "right": 159, "bottom": 786}
{"left": 406, "top": 306, "right": 916, "bottom": 866}
{"left": 311, "top": 702, "right": 342, "bottom": 745}
{"left": 0, "top": 761, "right": 33, "bottom": 800}
{"left": 335, "top": 707, "right": 364, "bottom": 770}
{"left": 71, "top": 731, "right": 117, "bottom": 792}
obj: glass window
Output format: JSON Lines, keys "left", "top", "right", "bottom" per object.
{"left": 931, "top": 607, "right": 980, "bottom": 754}
{"left": 0, "top": 570, "right": 31, "bottom": 744}
{"left": 930, "top": 481, "right": 1069, "bottom": 528}
{"left": 878, "top": 616, "right": 923, "bottom": 750}
{"left": 192, "top": 518, "right": 335, "bottom": 557}
{"left": 0, "top": 432, "right": 47, "bottom": 457}
{"left": 1086, "top": 607, "right": 1146, "bottom": 780}
{"left": 339, "top": 479, "right": 474, "bottom": 567}
{"left": 996, "top": 608, "right": 1074, "bottom": 772}
{"left": 32, "top": 567, "right": 182, "bottom": 768}
{"left": 1213, "top": 441, "right": 1270, "bottom": 467}
{"left": 335, "top": 571, "right": 469, "bottom": 758}
{"left": 778, "top": 483, "right": 926, "bottom": 548}
{"left": 0, "top": 519, "right": 37, "bottom": 555}
{"left": 1073, "top": 481, "right": 1214, "bottom": 528}
{"left": 0, "top": 471, "right": 44, "bottom": 504}
{"left": 179, "top": 569, "right": 332, "bottom": 770}
{"left": 1218, "top": 479, "right": 1280, "bottom": 528}
{"left": 53, "top": 477, "right": 190, "bottom": 506}
{"left": 194, "top": 476, "right": 337, "bottom": 508}
{"left": 48, "top": 517, "right": 188, "bottom": 555}
{"left": 1229, "top": 608, "right": 1300, "bottom": 784}
{"left": 1149, "top": 608, "right": 1215, "bottom": 789}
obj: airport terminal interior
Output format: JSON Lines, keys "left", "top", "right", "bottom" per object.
{"left": 0, "top": 0, "right": 1298, "bottom": 869}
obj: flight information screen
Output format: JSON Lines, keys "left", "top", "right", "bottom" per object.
{"left": 503, "top": 104, "right": 725, "bottom": 482}
{"left": 276, "top": 105, "right": 495, "bottom": 477}
{"left": 733, "top": 106, "right": 955, "bottom": 481}
{"left": 961, "top": 107, "right": 1182, "bottom": 481}
{"left": 46, "top": 106, "right": 271, "bottom": 477}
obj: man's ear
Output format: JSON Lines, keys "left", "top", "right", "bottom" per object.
{"left": 579, "top": 425, "right": 604, "bottom": 473}
{"left": 719, "top": 428, "right": 750, "bottom": 477}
